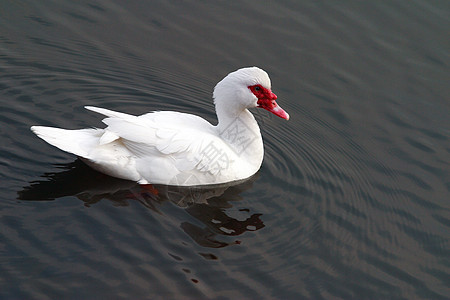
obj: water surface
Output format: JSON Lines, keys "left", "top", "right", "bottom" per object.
{"left": 1, "top": 1, "right": 449, "bottom": 299}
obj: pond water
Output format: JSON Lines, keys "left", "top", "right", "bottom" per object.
{"left": 1, "top": 1, "right": 449, "bottom": 299}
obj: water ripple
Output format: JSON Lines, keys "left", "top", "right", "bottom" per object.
{"left": 1, "top": 0, "right": 449, "bottom": 298}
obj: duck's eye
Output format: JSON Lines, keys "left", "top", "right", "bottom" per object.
{"left": 255, "top": 86, "right": 261, "bottom": 91}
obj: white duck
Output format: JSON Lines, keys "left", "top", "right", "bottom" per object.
{"left": 31, "top": 67, "right": 289, "bottom": 186}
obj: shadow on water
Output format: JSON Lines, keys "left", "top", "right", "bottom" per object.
{"left": 18, "top": 159, "right": 264, "bottom": 249}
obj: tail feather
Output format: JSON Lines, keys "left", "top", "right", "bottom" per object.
{"left": 85, "top": 106, "right": 134, "bottom": 119}
{"left": 31, "top": 126, "right": 102, "bottom": 158}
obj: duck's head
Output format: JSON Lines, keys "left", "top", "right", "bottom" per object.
{"left": 213, "top": 67, "right": 289, "bottom": 120}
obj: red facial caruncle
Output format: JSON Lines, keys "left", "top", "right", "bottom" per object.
{"left": 248, "top": 84, "right": 289, "bottom": 120}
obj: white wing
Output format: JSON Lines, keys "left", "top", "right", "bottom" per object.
{"left": 86, "top": 107, "right": 234, "bottom": 185}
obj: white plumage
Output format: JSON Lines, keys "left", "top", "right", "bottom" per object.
{"left": 31, "top": 67, "right": 289, "bottom": 186}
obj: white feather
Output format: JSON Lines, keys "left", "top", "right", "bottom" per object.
{"left": 31, "top": 67, "right": 288, "bottom": 186}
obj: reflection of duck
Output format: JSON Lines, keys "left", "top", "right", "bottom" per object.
{"left": 18, "top": 160, "right": 264, "bottom": 248}
{"left": 31, "top": 67, "right": 288, "bottom": 186}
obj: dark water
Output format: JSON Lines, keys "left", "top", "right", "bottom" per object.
{"left": 1, "top": 1, "right": 449, "bottom": 299}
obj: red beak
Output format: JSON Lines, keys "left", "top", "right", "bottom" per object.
{"left": 257, "top": 91, "right": 290, "bottom": 120}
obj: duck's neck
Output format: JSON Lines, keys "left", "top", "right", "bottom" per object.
{"left": 215, "top": 103, "right": 263, "bottom": 163}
